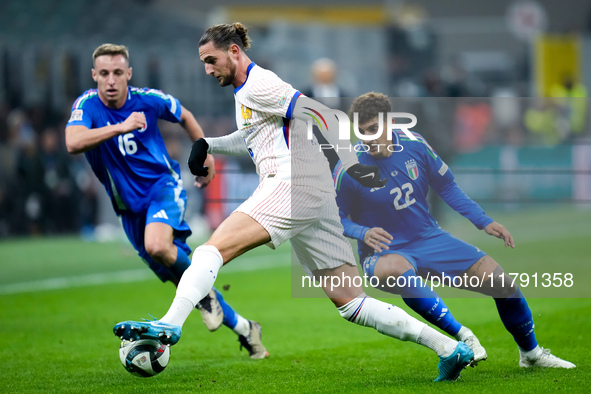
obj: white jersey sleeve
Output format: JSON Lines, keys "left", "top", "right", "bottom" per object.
{"left": 234, "top": 64, "right": 335, "bottom": 192}
{"left": 206, "top": 129, "right": 247, "bottom": 156}
{"left": 237, "top": 73, "right": 299, "bottom": 119}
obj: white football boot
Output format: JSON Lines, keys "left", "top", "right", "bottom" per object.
{"left": 519, "top": 347, "right": 576, "bottom": 368}
{"left": 238, "top": 321, "right": 269, "bottom": 359}
{"left": 195, "top": 289, "right": 224, "bottom": 331}
{"left": 457, "top": 328, "right": 487, "bottom": 366}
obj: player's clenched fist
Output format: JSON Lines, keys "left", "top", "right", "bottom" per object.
{"left": 346, "top": 163, "right": 388, "bottom": 188}
{"left": 120, "top": 112, "right": 146, "bottom": 133}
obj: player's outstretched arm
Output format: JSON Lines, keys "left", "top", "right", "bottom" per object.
{"left": 205, "top": 130, "right": 247, "bottom": 156}
{"left": 65, "top": 111, "right": 146, "bottom": 154}
{"left": 484, "top": 221, "right": 515, "bottom": 248}
{"left": 188, "top": 131, "right": 248, "bottom": 182}
{"left": 431, "top": 171, "right": 495, "bottom": 231}
{"left": 180, "top": 105, "right": 215, "bottom": 187}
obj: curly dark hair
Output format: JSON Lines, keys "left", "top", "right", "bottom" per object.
{"left": 348, "top": 92, "right": 392, "bottom": 125}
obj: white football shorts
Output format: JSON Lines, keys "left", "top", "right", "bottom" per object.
{"left": 235, "top": 175, "right": 356, "bottom": 276}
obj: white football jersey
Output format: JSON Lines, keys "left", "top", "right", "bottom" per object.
{"left": 234, "top": 63, "right": 334, "bottom": 193}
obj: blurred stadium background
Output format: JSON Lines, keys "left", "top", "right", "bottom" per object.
{"left": 0, "top": 0, "right": 590, "bottom": 241}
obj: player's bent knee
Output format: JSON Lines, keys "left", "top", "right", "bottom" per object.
{"left": 491, "top": 274, "right": 519, "bottom": 298}
{"left": 373, "top": 255, "right": 414, "bottom": 291}
{"left": 375, "top": 255, "right": 413, "bottom": 279}
{"left": 145, "top": 241, "right": 174, "bottom": 265}
{"left": 487, "top": 265, "right": 517, "bottom": 297}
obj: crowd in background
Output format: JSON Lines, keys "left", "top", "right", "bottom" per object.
{"left": 1, "top": 0, "right": 590, "bottom": 238}
{"left": 1, "top": 65, "right": 587, "bottom": 238}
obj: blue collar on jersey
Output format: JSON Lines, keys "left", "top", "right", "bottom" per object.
{"left": 234, "top": 62, "right": 256, "bottom": 94}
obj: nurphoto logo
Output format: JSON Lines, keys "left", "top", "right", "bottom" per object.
{"left": 304, "top": 108, "right": 417, "bottom": 153}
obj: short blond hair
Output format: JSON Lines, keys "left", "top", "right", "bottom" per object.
{"left": 92, "top": 43, "right": 129, "bottom": 66}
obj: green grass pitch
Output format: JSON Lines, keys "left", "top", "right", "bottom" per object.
{"left": 1, "top": 206, "right": 590, "bottom": 392}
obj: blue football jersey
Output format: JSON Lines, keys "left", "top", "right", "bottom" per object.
{"left": 334, "top": 130, "right": 493, "bottom": 260}
{"left": 67, "top": 87, "right": 184, "bottom": 213}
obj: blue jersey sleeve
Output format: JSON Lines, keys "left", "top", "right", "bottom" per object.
{"left": 67, "top": 90, "right": 96, "bottom": 128}
{"left": 333, "top": 162, "right": 370, "bottom": 242}
{"left": 146, "top": 89, "right": 182, "bottom": 123}
{"left": 422, "top": 137, "right": 493, "bottom": 230}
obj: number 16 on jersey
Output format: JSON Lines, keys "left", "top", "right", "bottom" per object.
{"left": 118, "top": 133, "right": 138, "bottom": 156}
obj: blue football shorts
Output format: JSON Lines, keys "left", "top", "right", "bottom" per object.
{"left": 361, "top": 230, "right": 487, "bottom": 281}
{"left": 119, "top": 183, "right": 192, "bottom": 282}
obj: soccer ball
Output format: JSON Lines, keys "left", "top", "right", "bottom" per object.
{"left": 119, "top": 339, "right": 170, "bottom": 377}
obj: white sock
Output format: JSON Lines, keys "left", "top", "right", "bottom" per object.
{"left": 455, "top": 326, "right": 470, "bottom": 341}
{"left": 337, "top": 296, "right": 425, "bottom": 342}
{"left": 417, "top": 325, "right": 458, "bottom": 357}
{"left": 160, "top": 245, "right": 223, "bottom": 327}
{"left": 337, "top": 296, "right": 458, "bottom": 358}
{"left": 519, "top": 345, "right": 541, "bottom": 360}
{"left": 161, "top": 297, "right": 194, "bottom": 327}
{"left": 232, "top": 315, "right": 250, "bottom": 337}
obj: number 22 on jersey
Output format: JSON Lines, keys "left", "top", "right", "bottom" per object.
{"left": 391, "top": 182, "right": 416, "bottom": 210}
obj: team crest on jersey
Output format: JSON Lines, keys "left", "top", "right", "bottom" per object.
{"left": 137, "top": 111, "right": 147, "bottom": 132}
{"left": 405, "top": 159, "right": 419, "bottom": 180}
{"left": 69, "top": 109, "right": 83, "bottom": 122}
{"left": 241, "top": 105, "right": 252, "bottom": 127}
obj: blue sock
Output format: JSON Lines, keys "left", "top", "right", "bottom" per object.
{"left": 494, "top": 288, "right": 538, "bottom": 351}
{"left": 398, "top": 269, "right": 462, "bottom": 336}
{"left": 214, "top": 288, "right": 239, "bottom": 329}
{"left": 167, "top": 248, "right": 191, "bottom": 282}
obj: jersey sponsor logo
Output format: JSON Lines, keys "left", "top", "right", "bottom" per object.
{"left": 152, "top": 210, "right": 169, "bottom": 219}
{"left": 391, "top": 170, "right": 398, "bottom": 177}
{"left": 438, "top": 162, "right": 449, "bottom": 176}
{"left": 241, "top": 105, "right": 252, "bottom": 127}
{"left": 243, "top": 124, "right": 256, "bottom": 135}
{"left": 69, "top": 109, "right": 83, "bottom": 122}
{"left": 405, "top": 159, "right": 419, "bottom": 180}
